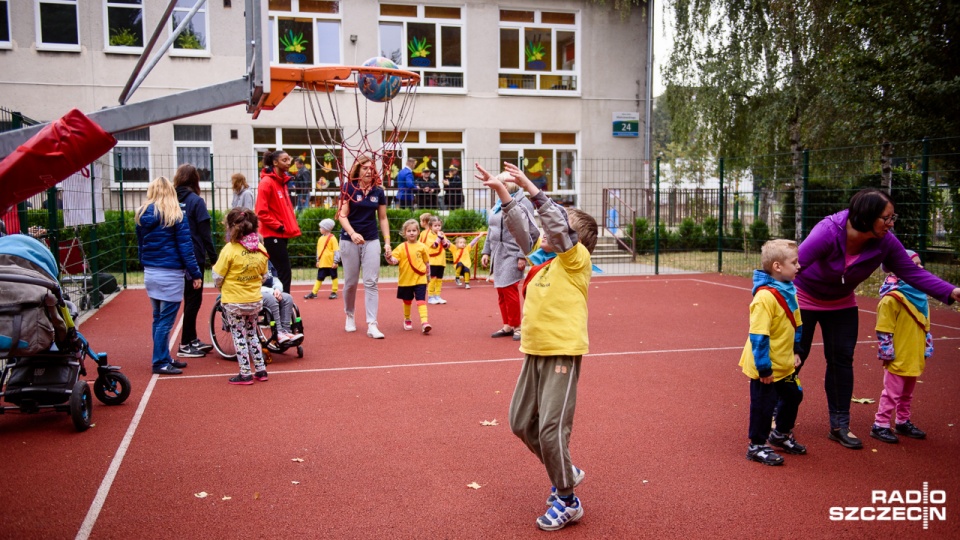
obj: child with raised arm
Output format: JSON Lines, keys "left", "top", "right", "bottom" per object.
{"left": 212, "top": 207, "right": 270, "bottom": 385}
{"left": 304, "top": 218, "right": 340, "bottom": 300}
{"left": 870, "top": 250, "right": 933, "bottom": 444}
{"left": 474, "top": 161, "right": 597, "bottom": 532}
{"left": 450, "top": 235, "right": 481, "bottom": 289}
{"left": 424, "top": 216, "right": 451, "bottom": 304}
{"left": 386, "top": 219, "right": 432, "bottom": 334}
{"left": 739, "top": 239, "right": 806, "bottom": 466}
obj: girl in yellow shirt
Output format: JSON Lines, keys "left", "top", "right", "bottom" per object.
{"left": 387, "top": 219, "right": 431, "bottom": 334}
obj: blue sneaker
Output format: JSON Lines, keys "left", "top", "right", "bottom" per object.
{"left": 537, "top": 497, "right": 583, "bottom": 531}
{"left": 545, "top": 465, "right": 585, "bottom": 505}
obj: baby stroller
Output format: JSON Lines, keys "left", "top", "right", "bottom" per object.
{"left": 209, "top": 296, "right": 305, "bottom": 362}
{"left": 0, "top": 235, "right": 131, "bottom": 432}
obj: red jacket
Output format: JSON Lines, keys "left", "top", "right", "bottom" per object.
{"left": 256, "top": 169, "right": 301, "bottom": 239}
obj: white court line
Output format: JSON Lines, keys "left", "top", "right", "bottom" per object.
{"left": 75, "top": 315, "right": 185, "bottom": 540}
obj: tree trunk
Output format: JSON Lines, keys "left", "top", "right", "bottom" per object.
{"left": 880, "top": 140, "right": 893, "bottom": 193}
{"left": 790, "top": 108, "right": 803, "bottom": 242}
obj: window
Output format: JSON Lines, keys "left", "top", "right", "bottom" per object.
{"left": 105, "top": 0, "right": 144, "bottom": 53}
{"left": 268, "top": 0, "right": 341, "bottom": 66}
{"left": 500, "top": 131, "right": 578, "bottom": 201}
{"left": 253, "top": 127, "right": 344, "bottom": 207}
{"left": 383, "top": 130, "right": 465, "bottom": 209}
{"left": 0, "top": 2, "right": 11, "bottom": 49}
{"left": 171, "top": 0, "right": 209, "bottom": 55}
{"left": 174, "top": 125, "right": 212, "bottom": 183}
{"left": 110, "top": 127, "right": 151, "bottom": 187}
{"left": 36, "top": 0, "right": 80, "bottom": 51}
{"left": 499, "top": 9, "right": 578, "bottom": 94}
{"left": 379, "top": 4, "right": 464, "bottom": 91}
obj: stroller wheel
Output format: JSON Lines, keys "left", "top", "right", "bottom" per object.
{"left": 94, "top": 371, "right": 132, "bottom": 406}
{"left": 297, "top": 346, "right": 304, "bottom": 358}
{"left": 70, "top": 380, "right": 93, "bottom": 432}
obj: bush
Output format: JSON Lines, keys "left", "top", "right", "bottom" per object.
{"left": 750, "top": 219, "right": 770, "bottom": 250}
{"left": 702, "top": 216, "right": 719, "bottom": 249}
{"left": 625, "top": 218, "right": 653, "bottom": 252}
{"left": 677, "top": 218, "right": 703, "bottom": 249}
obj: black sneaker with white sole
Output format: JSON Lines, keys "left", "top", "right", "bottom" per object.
{"left": 177, "top": 344, "right": 206, "bottom": 358}
{"left": 746, "top": 444, "right": 784, "bottom": 466}
{"left": 191, "top": 339, "right": 214, "bottom": 353}
{"left": 768, "top": 429, "right": 807, "bottom": 455}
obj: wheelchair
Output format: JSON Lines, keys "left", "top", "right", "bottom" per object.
{"left": 209, "top": 297, "right": 304, "bottom": 361}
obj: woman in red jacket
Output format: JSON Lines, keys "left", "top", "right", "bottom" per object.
{"left": 256, "top": 150, "right": 301, "bottom": 294}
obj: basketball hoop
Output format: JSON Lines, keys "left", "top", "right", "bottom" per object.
{"left": 252, "top": 61, "right": 420, "bottom": 206}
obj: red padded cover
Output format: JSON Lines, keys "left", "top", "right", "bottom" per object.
{"left": 0, "top": 109, "right": 116, "bottom": 213}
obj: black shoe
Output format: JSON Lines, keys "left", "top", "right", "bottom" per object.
{"left": 895, "top": 421, "right": 927, "bottom": 439}
{"left": 228, "top": 374, "right": 254, "bottom": 385}
{"left": 304, "top": 292, "right": 318, "bottom": 300}
{"left": 768, "top": 429, "right": 807, "bottom": 455}
{"left": 828, "top": 428, "right": 864, "bottom": 449}
{"left": 177, "top": 344, "right": 206, "bottom": 358}
{"left": 191, "top": 339, "right": 214, "bottom": 353}
{"left": 870, "top": 425, "right": 899, "bottom": 444}
{"left": 746, "top": 444, "right": 784, "bottom": 466}
{"left": 170, "top": 359, "right": 188, "bottom": 369}
{"left": 328, "top": 292, "right": 338, "bottom": 299}
{"left": 153, "top": 364, "right": 183, "bottom": 375}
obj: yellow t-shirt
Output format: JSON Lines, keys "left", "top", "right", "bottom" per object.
{"left": 449, "top": 244, "right": 473, "bottom": 269}
{"left": 212, "top": 242, "right": 268, "bottom": 304}
{"left": 391, "top": 241, "right": 429, "bottom": 287}
{"left": 519, "top": 243, "right": 591, "bottom": 357}
{"left": 738, "top": 289, "right": 802, "bottom": 381}
{"left": 316, "top": 233, "right": 339, "bottom": 268}
{"left": 422, "top": 230, "right": 447, "bottom": 266}
{"left": 876, "top": 292, "right": 930, "bottom": 377}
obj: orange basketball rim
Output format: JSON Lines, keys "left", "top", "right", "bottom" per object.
{"left": 257, "top": 64, "right": 421, "bottom": 112}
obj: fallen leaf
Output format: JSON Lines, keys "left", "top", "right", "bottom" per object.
{"left": 693, "top": 303, "right": 698, "bottom": 306}
{"left": 494, "top": 390, "right": 501, "bottom": 394}
{"left": 195, "top": 492, "right": 208, "bottom": 499}
{"left": 291, "top": 458, "right": 304, "bottom": 462}
{"left": 222, "top": 496, "right": 232, "bottom": 501}
{"left": 948, "top": 424, "right": 954, "bottom": 427}
{"left": 292, "top": 481, "right": 300, "bottom": 485}
{"left": 467, "top": 482, "right": 482, "bottom": 490}
{"left": 642, "top": 480, "right": 649, "bottom": 484}
{"left": 851, "top": 397, "right": 875, "bottom": 404}
{"left": 872, "top": 449, "right": 878, "bottom": 453}
{"left": 480, "top": 419, "right": 499, "bottom": 426}
{"left": 254, "top": 492, "right": 260, "bottom": 500}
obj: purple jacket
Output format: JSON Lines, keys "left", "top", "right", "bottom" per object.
{"left": 795, "top": 209, "right": 955, "bottom": 305}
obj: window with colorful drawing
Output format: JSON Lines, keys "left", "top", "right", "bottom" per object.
{"left": 500, "top": 132, "right": 578, "bottom": 204}
{"left": 378, "top": 4, "right": 464, "bottom": 91}
{"left": 499, "top": 9, "right": 577, "bottom": 94}
{"left": 382, "top": 130, "right": 464, "bottom": 209}
{"left": 254, "top": 127, "right": 344, "bottom": 209}
{"left": 268, "top": 0, "right": 341, "bottom": 65}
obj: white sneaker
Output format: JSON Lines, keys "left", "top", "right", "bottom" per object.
{"left": 366, "top": 324, "right": 384, "bottom": 339}
{"left": 427, "top": 297, "right": 438, "bottom": 305}
{"left": 464, "top": 284, "right": 471, "bottom": 289}
{"left": 277, "top": 332, "right": 292, "bottom": 344}
{"left": 436, "top": 297, "right": 447, "bottom": 304}
{"left": 345, "top": 314, "right": 356, "bottom": 332}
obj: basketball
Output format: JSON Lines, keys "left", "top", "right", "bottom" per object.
{"left": 358, "top": 57, "right": 402, "bottom": 103}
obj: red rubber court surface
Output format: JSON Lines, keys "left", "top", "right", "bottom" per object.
{"left": 1, "top": 274, "right": 959, "bottom": 539}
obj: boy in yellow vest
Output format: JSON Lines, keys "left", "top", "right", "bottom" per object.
{"left": 739, "top": 239, "right": 805, "bottom": 466}
{"left": 870, "top": 250, "right": 932, "bottom": 443}
{"left": 386, "top": 219, "right": 431, "bottom": 334}
{"left": 475, "top": 161, "right": 597, "bottom": 532}
{"left": 449, "top": 235, "right": 481, "bottom": 289}
{"left": 305, "top": 218, "right": 340, "bottom": 300}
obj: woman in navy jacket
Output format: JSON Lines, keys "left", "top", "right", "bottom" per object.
{"left": 174, "top": 164, "right": 217, "bottom": 358}
{"left": 136, "top": 176, "right": 202, "bottom": 375}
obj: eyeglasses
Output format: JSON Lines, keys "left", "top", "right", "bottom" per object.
{"left": 881, "top": 214, "right": 898, "bottom": 224}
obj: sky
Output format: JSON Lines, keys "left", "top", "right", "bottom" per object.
{"left": 652, "top": 0, "right": 674, "bottom": 98}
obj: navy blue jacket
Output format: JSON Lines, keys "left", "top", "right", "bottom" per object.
{"left": 136, "top": 204, "right": 202, "bottom": 279}
{"left": 396, "top": 166, "right": 416, "bottom": 204}
{"left": 176, "top": 186, "right": 217, "bottom": 268}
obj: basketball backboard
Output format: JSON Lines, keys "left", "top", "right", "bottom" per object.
{"left": 246, "top": 0, "right": 271, "bottom": 116}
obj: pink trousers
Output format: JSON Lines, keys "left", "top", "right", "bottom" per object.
{"left": 874, "top": 371, "right": 917, "bottom": 428}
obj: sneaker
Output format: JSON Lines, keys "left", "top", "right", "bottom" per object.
{"left": 304, "top": 292, "right": 318, "bottom": 300}
{"left": 537, "top": 497, "right": 584, "bottom": 531}
{"left": 546, "top": 466, "right": 586, "bottom": 506}
{"left": 153, "top": 364, "right": 183, "bottom": 375}
{"left": 513, "top": 328, "right": 521, "bottom": 341}
{"left": 367, "top": 324, "right": 385, "bottom": 339}
{"left": 288, "top": 332, "right": 304, "bottom": 342}
{"left": 278, "top": 332, "right": 293, "bottom": 344}
{"left": 253, "top": 370, "right": 269, "bottom": 382}
{"left": 746, "top": 444, "right": 784, "bottom": 466}
{"left": 191, "top": 339, "right": 214, "bottom": 353}
{"left": 828, "top": 428, "right": 864, "bottom": 449}
{"left": 427, "top": 297, "right": 439, "bottom": 305}
{"left": 768, "top": 429, "right": 807, "bottom": 455}
{"left": 435, "top": 297, "right": 447, "bottom": 304}
{"left": 170, "top": 359, "right": 188, "bottom": 369}
{"left": 229, "top": 374, "right": 254, "bottom": 385}
{"left": 177, "top": 344, "right": 206, "bottom": 358}
{"left": 455, "top": 277, "right": 463, "bottom": 286}
{"left": 421, "top": 322, "right": 432, "bottom": 334}
{"left": 328, "top": 292, "right": 338, "bottom": 299}
{"left": 403, "top": 319, "right": 413, "bottom": 331}
{"left": 464, "top": 284, "right": 471, "bottom": 289}
{"left": 870, "top": 425, "right": 899, "bottom": 444}
{"left": 345, "top": 314, "right": 356, "bottom": 332}
{"left": 895, "top": 421, "right": 927, "bottom": 439}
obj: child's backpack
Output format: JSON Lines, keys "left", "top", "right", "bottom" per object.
{"left": 0, "top": 235, "right": 70, "bottom": 355}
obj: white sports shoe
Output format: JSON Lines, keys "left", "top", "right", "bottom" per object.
{"left": 345, "top": 314, "right": 356, "bottom": 332}
{"left": 366, "top": 324, "right": 384, "bottom": 339}
{"left": 436, "top": 297, "right": 447, "bottom": 304}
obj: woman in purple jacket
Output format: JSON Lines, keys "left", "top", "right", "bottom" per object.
{"left": 795, "top": 188, "right": 960, "bottom": 449}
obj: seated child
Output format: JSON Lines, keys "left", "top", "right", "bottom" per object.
{"left": 305, "top": 218, "right": 340, "bottom": 300}
{"left": 262, "top": 261, "right": 304, "bottom": 344}
{"left": 739, "top": 239, "right": 805, "bottom": 466}
{"left": 870, "top": 250, "right": 932, "bottom": 443}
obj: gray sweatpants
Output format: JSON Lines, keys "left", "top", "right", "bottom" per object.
{"left": 340, "top": 239, "right": 381, "bottom": 326}
{"left": 509, "top": 354, "right": 582, "bottom": 496}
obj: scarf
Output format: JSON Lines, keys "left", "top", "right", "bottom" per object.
{"left": 751, "top": 269, "right": 798, "bottom": 313}
{"left": 879, "top": 275, "right": 929, "bottom": 317}
{"left": 240, "top": 232, "right": 261, "bottom": 252}
{"left": 527, "top": 246, "right": 603, "bottom": 274}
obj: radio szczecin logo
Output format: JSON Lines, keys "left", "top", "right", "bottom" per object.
{"left": 830, "top": 482, "right": 946, "bottom": 530}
